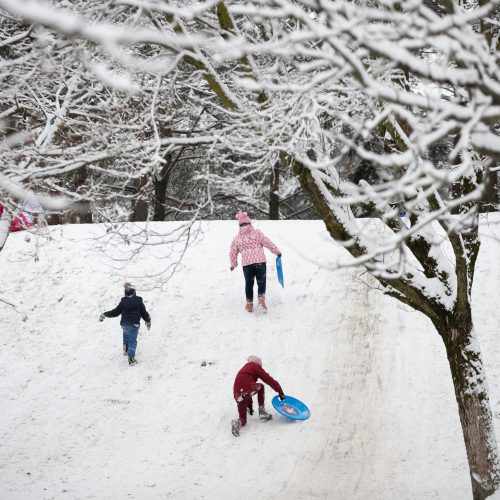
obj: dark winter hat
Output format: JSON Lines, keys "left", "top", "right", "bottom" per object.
{"left": 124, "top": 282, "right": 136, "bottom": 296}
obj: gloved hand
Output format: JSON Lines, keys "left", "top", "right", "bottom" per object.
{"left": 230, "top": 266, "right": 234, "bottom": 271}
{"left": 278, "top": 392, "right": 286, "bottom": 401}
{"left": 99, "top": 313, "right": 105, "bottom": 322}
{"left": 146, "top": 321, "right": 151, "bottom": 330}
{"left": 277, "top": 253, "right": 282, "bottom": 258}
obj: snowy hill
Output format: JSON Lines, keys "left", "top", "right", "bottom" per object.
{"left": 1, "top": 218, "right": 499, "bottom": 500}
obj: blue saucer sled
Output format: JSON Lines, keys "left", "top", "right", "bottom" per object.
{"left": 272, "top": 395, "right": 310, "bottom": 421}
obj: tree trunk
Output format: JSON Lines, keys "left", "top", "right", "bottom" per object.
{"left": 438, "top": 318, "right": 500, "bottom": 499}
{"left": 152, "top": 129, "right": 173, "bottom": 222}
{"left": 153, "top": 173, "right": 168, "bottom": 221}
{"left": 269, "top": 160, "right": 280, "bottom": 220}
{"left": 480, "top": 170, "right": 498, "bottom": 213}
{"left": 72, "top": 167, "right": 92, "bottom": 223}
{"left": 130, "top": 175, "right": 149, "bottom": 222}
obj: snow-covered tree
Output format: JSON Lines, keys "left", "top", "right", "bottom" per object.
{"left": 205, "top": 3, "right": 500, "bottom": 497}
{"left": 0, "top": 2, "right": 294, "bottom": 230}
{"left": 0, "top": 0, "right": 499, "bottom": 497}
{"left": 0, "top": 0, "right": 224, "bottom": 264}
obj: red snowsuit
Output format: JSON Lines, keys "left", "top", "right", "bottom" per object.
{"left": 233, "top": 362, "right": 283, "bottom": 426}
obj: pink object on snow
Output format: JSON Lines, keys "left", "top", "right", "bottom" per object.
{"left": 229, "top": 224, "right": 280, "bottom": 268}
{"left": 0, "top": 203, "right": 34, "bottom": 232}
{"left": 9, "top": 212, "right": 32, "bottom": 232}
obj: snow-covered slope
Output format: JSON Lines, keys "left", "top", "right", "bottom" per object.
{"left": 1, "top": 218, "right": 499, "bottom": 500}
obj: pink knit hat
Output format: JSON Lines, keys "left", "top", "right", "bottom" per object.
{"left": 247, "top": 355, "right": 262, "bottom": 366}
{"left": 236, "top": 211, "right": 252, "bottom": 225}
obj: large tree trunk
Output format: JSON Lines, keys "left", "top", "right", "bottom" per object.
{"left": 437, "top": 316, "right": 500, "bottom": 500}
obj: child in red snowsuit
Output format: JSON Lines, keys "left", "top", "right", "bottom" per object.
{"left": 231, "top": 355, "right": 285, "bottom": 437}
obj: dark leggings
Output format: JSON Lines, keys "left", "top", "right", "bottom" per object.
{"left": 242, "top": 263, "right": 267, "bottom": 302}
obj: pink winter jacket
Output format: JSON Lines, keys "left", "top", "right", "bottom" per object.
{"left": 230, "top": 225, "right": 280, "bottom": 268}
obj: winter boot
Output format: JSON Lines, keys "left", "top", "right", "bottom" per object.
{"left": 258, "top": 296, "right": 268, "bottom": 312}
{"left": 245, "top": 301, "right": 253, "bottom": 313}
{"left": 128, "top": 356, "right": 138, "bottom": 366}
{"left": 259, "top": 405, "right": 273, "bottom": 421}
{"left": 123, "top": 344, "right": 128, "bottom": 355}
{"left": 231, "top": 419, "right": 241, "bottom": 437}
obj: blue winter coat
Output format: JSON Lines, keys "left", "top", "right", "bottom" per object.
{"left": 104, "top": 293, "right": 150, "bottom": 326}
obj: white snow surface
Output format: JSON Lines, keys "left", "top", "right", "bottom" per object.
{"left": 1, "top": 218, "right": 499, "bottom": 500}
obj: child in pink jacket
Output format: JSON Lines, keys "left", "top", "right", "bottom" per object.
{"left": 229, "top": 212, "right": 281, "bottom": 312}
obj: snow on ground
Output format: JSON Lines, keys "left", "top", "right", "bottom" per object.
{"left": 0, "top": 217, "right": 499, "bottom": 500}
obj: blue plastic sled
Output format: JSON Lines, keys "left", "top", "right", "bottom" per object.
{"left": 272, "top": 395, "right": 310, "bottom": 421}
{"left": 276, "top": 255, "right": 284, "bottom": 288}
